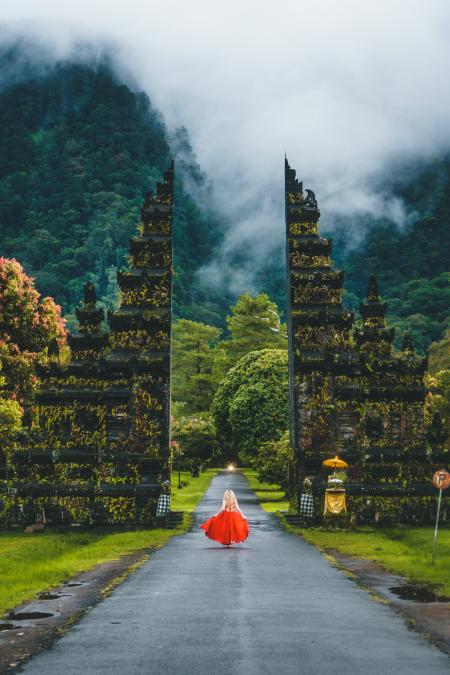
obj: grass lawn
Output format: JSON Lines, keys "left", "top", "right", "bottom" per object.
{"left": 290, "top": 525, "right": 450, "bottom": 595}
{"left": 0, "top": 468, "right": 217, "bottom": 615}
{"left": 170, "top": 468, "right": 218, "bottom": 512}
{"left": 241, "top": 469, "right": 289, "bottom": 512}
{"left": 0, "top": 528, "right": 182, "bottom": 616}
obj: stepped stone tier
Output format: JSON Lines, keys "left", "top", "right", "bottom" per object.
{"left": 285, "top": 158, "right": 355, "bottom": 510}
{"left": 4, "top": 162, "right": 174, "bottom": 526}
{"left": 285, "top": 160, "right": 443, "bottom": 521}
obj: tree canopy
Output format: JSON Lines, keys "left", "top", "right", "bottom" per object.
{"left": 212, "top": 293, "right": 287, "bottom": 382}
{"left": 172, "top": 319, "right": 221, "bottom": 413}
{"left": 253, "top": 431, "right": 290, "bottom": 490}
{"left": 211, "top": 349, "right": 288, "bottom": 464}
{"left": 0, "top": 257, "right": 66, "bottom": 403}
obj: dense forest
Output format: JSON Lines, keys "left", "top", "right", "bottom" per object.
{"left": 0, "top": 48, "right": 448, "bottom": 353}
{"left": 0, "top": 51, "right": 229, "bottom": 329}
{"left": 335, "top": 162, "right": 450, "bottom": 354}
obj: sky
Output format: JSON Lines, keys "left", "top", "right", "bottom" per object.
{"left": 1, "top": 0, "right": 450, "bottom": 292}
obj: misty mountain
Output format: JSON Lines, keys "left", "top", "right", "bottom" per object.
{"left": 0, "top": 48, "right": 448, "bottom": 352}
{"left": 0, "top": 50, "right": 229, "bottom": 327}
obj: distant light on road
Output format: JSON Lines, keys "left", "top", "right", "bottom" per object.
{"left": 227, "top": 464, "right": 235, "bottom": 472}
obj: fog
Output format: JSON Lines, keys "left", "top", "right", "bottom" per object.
{"left": 1, "top": 0, "right": 450, "bottom": 291}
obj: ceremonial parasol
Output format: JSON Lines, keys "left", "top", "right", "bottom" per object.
{"left": 323, "top": 455, "right": 348, "bottom": 475}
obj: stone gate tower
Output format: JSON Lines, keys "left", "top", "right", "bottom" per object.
{"left": 3, "top": 163, "right": 174, "bottom": 525}
{"left": 285, "top": 159, "right": 355, "bottom": 510}
{"left": 285, "top": 159, "right": 433, "bottom": 521}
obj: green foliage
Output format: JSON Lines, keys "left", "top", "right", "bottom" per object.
{"left": 172, "top": 319, "right": 221, "bottom": 413}
{"left": 428, "top": 330, "right": 450, "bottom": 374}
{"left": 0, "top": 397, "right": 22, "bottom": 440}
{"left": 211, "top": 293, "right": 288, "bottom": 388}
{"left": 297, "top": 526, "right": 450, "bottom": 596}
{"left": 426, "top": 331, "right": 450, "bottom": 440}
{"left": 170, "top": 468, "right": 218, "bottom": 512}
{"left": 242, "top": 469, "right": 289, "bottom": 512}
{"left": 427, "top": 371, "right": 450, "bottom": 436}
{"left": 0, "top": 361, "right": 23, "bottom": 454}
{"left": 254, "top": 431, "right": 290, "bottom": 490}
{"left": 0, "top": 257, "right": 66, "bottom": 403}
{"left": 211, "top": 349, "right": 288, "bottom": 463}
{"left": 171, "top": 414, "right": 218, "bottom": 463}
{"left": 0, "top": 528, "right": 185, "bottom": 615}
{"left": 0, "top": 60, "right": 228, "bottom": 326}
{"left": 171, "top": 295, "right": 287, "bottom": 416}
{"left": 215, "top": 293, "right": 287, "bottom": 375}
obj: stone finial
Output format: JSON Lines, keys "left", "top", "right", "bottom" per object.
{"left": 84, "top": 281, "right": 97, "bottom": 308}
{"left": 284, "top": 157, "right": 303, "bottom": 192}
{"left": 402, "top": 331, "right": 415, "bottom": 353}
{"left": 367, "top": 274, "right": 380, "bottom": 301}
{"left": 304, "top": 189, "right": 318, "bottom": 209}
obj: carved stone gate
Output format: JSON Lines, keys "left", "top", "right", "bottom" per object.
{"left": 285, "top": 159, "right": 445, "bottom": 520}
{"left": 1, "top": 163, "right": 174, "bottom": 525}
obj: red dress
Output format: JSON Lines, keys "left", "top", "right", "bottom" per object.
{"left": 200, "top": 506, "right": 249, "bottom": 545}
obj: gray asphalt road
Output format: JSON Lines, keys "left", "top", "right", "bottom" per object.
{"left": 20, "top": 471, "right": 450, "bottom": 675}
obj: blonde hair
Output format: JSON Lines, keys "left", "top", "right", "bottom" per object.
{"left": 223, "top": 489, "right": 237, "bottom": 509}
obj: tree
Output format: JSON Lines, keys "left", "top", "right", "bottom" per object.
{"left": 254, "top": 431, "right": 290, "bottom": 490}
{"left": 426, "top": 330, "right": 450, "bottom": 440}
{"left": 0, "top": 357, "right": 22, "bottom": 474}
{"left": 211, "top": 349, "right": 288, "bottom": 464}
{"left": 172, "top": 319, "right": 221, "bottom": 413}
{"left": 0, "top": 258, "right": 66, "bottom": 403}
{"left": 426, "top": 371, "right": 450, "bottom": 438}
{"left": 171, "top": 414, "right": 218, "bottom": 465}
{"left": 213, "top": 293, "right": 287, "bottom": 382}
{"left": 428, "top": 330, "right": 450, "bottom": 374}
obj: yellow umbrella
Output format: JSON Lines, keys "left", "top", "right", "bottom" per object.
{"left": 323, "top": 455, "right": 348, "bottom": 471}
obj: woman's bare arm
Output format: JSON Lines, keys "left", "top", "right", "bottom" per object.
{"left": 214, "top": 498, "right": 226, "bottom": 517}
{"left": 234, "top": 498, "right": 246, "bottom": 518}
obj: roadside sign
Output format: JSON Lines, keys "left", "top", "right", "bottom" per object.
{"left": 432, "top": 469, "right": 450, "bottom": 563}
{"left": 432, "top": 469, "right": 450, "bottom": 490}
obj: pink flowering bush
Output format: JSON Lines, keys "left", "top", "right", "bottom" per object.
{"left": 0, "top": 258, "right": 67, "bottom": 404}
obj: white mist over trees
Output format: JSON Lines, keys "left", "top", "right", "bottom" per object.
{"left": 1, "top": 0, "right": 450, "bottom": 300}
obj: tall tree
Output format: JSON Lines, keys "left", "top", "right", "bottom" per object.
{"left": 213, "top": 294, "right": 287, "bottom": 382}
{"left": 426, "top": 330, "right": 450, "bottom": 439}
{"left": 172, "top": 319, "right": 221, "bottom": 413}
{"left": 428, "top": 330, "right": 450, "bottom": 374}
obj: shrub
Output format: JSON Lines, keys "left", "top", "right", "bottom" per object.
{"left": 254, "top": 431, "right": 290, "bottom": 490}
{"left": 171, "top": 414, "right": 218, "bottom": 465}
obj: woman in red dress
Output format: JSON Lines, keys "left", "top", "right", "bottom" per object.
{"left": 200, "top": 489, "right": 249, "bottom": 546}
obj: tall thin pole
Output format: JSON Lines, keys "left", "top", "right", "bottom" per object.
{"left": 432, "top": 488, "right": 443, "bottom": 564}
{"left": 285, "top": 159, "right": 298, "bottom": 508}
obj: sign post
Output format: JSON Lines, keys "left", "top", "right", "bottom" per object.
{"left": 432, "top": 469, "right": 450, "bottom": 564}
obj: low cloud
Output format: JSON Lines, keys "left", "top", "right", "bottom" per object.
{"left": 1, "top": 1, "right": 450, "bottom": 293}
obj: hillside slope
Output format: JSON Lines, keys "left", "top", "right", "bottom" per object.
{"left": 0, "top": 54, "right": 228, "bottom": 326}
